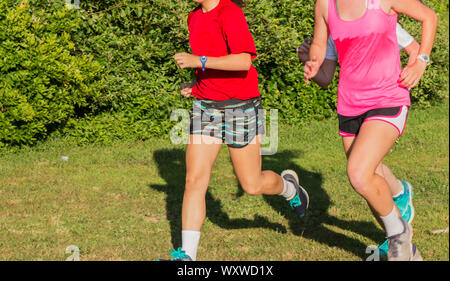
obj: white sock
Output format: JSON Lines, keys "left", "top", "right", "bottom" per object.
{"left": 279, "top": 178, "right": 296, "bottom": 201}
{"left": 182, "top": 230, "right": 201, "bottom": 261}
{"left": 380, "top": 207, "right": 405, "bottom": 237}
{"left": 392, "top": 180, "right": 404, "bottom": 198}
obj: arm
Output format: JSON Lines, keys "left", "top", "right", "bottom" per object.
{"left": 396, "top": 23, "right": 420, "bottom": 65}
{"left": 174, "top": 53, "right": 251, "bottom": 98}
{"left": 313, "top": 59, "right": 338, "bottom": 88}
{"left": 402, "top": 40, "right": 420, "bottom": 66}
{"left": 391, "top": 0, "right": 438, "bottom": 88}
{"left": 304, "top": 0, "right": 330, "bottom": 83}
{"left": 297, "top": 39, "right": 337, "bottom": 88}
{"left": 173, "top": 52, "right": 252, "bottom": 72}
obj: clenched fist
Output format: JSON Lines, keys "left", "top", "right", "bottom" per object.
{"left": 173, "top": 52, "right": 201, "bottom": 69}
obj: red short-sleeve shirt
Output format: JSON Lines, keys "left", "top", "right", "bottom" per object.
{"left": 187, "top": 0, "right": 260, "bottom": 101}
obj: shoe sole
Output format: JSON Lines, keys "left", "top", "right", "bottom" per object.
{"left": 281, "top": 169, "right": 310, "bottom": 210}
{"left": 411, "top": 244, "right": 423, "bottom": 261}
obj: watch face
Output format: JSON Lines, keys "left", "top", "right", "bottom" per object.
{"left": 421, "top": 55, "right": 430, "bottom": 61}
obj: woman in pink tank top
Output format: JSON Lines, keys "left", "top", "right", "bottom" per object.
{"left": 305, "top": 0, "right": 438, "bottom": 261}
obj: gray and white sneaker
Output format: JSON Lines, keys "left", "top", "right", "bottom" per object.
{"left": 281, "top": 170, "right": 309, "bottom": 218}
{"left": 387, "top": 219, "right": 416, "bottom": 261}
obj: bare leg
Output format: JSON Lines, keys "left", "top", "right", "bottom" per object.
{"left": 344, "top": 121, "right": 400, "bottom": 217}
{"left": 228, "top": 136, "right": 284, "bottom": 196}
{"left": 182, "top": 135, "right": 222, "bottom": 231}
{"left": 376, "top": 164, "right": 403, "bottom": 197}
{"left": 343, "top": 137, "right": 403, "bottom": 197}
{"left": 342, "top": 135, "right": 403, "bottom": 226}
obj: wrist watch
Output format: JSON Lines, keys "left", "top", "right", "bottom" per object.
{"left": 200, "top": 56, "right": 207, "bottom": 71}
{"left": 417, "top": 54, "right": 431, "bottom": 65}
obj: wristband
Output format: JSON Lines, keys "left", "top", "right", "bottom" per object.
{"left": 200, "top": 56, "right": 207, "bottom": 71}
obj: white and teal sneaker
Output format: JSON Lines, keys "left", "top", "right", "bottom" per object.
{"left": 379, "top": 180, "right": 415, "bottom": 256}
{"left": 394, "top": 181, "right": 415, "bottom": 224}
{"left": 157, "top": 247, "right": 193, "bottom": 261}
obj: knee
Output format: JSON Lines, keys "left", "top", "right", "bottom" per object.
{"left": 240, "top": 179, "right": 262, "bottom": 196}
{"left": 185, "top": 173, "right": 209, "bottom": 193}
{"left": 347, "top": 162, "right": 372, "bottom": 196}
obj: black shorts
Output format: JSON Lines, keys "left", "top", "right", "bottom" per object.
{"left": 189, "top": 97, "right": 265, "bottom": 148}
{"left": 338, "top": 106, "right": 409, "bottom": 137}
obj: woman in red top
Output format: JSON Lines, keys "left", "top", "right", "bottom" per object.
{"left": 159, "top": 0, "right": 309, "bottom": 261}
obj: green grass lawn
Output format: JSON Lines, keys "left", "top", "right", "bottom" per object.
{"left": 0, "top": 99, "right": 448, "bottom": 261}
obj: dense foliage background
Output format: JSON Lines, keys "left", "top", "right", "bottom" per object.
{"left": 1, "top": 0, "right": 448, "bottom": 148}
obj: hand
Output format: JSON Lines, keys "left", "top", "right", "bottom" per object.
{"left": 297, "top": 38, "right": 312, "bottom": 63}
{"left": 173, "top": 52, "right": 201, "bottom": 69}
{"left": 303, "top": 56, "right": 320, "bottom": 84}
{"left": 402, "top": 41, "right": 420, "bottom": 67}
{"left": 181, "top": 87, "right": 193, "bottom": 98}
{"left": 406, "top": 55, "right": 417, "bottom": 67}
{"left": 398, "top": 59, "right": 427, "bottom": 89}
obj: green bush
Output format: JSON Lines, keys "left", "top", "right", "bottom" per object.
{"left": 1, "top": 0, "right": 448, "bottom": 148}
{"left": 61, "top": 0, "right": 196, "bottom": 144}
{"left": 64, "top": 0, "right": 337, "bottom": 145}
{"left": 398, "top": 0, "right": 449, "bottom": 106}
{"left": 0, "top": 0, "right": 103, "bottom": 147}
{"left": 245, "top": 0, "right": 337, "bottom": 121}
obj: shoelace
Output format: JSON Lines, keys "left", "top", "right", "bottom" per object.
{"left": 389, "top": 237, "right": 403, "bottom": 258}
{"left": 289, "top": 195, "right": 302, "bottom": 208}
{"left": 169, "top": 247, "right": 189, "bottom": 261}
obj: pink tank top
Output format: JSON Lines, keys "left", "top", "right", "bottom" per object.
{"left": 327, "top": 0, "right": 410, "bottom": 116}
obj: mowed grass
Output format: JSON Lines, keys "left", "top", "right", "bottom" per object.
{"left": 0, "top": 99, "right": 448, "bottom": 261}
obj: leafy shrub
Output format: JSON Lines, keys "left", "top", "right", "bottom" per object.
{"left": 60, "top": 0, "right": 196, "bottom": 144}
{"left": 0, "top": 0, "right": 103, "bottom": 147}
{"left": 398, "top": 0, "right": 449, "bottom": 106}
{"left": 1, "top": 0, "right": 448, "bottom": 147}
{"left": 69, "top": 0, "right": 450, "bottom": 142}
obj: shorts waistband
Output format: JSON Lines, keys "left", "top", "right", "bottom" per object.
{"left": 196, "top": 97, "right": 261, "bottom": 110}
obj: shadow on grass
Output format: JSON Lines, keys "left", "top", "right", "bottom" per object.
{"left": 261, "top": 150, "right": 384, "bottom": 260}
{"left": 150, "top": 148, "right": 287, "bottom": 249}
{"left": 150, "top": 148, "right": 384, "bottom": 260}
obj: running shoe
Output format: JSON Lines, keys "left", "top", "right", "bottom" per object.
{"left": 378, "top": 239, "right": 389, "bottom": 256}
{"left": 394, "top": 181, "right": 415, "bottom": 224}
{"left": 281, "top": 170, "right": 309, "bottom": 218}
{"left": 382, "top": 243, "right": 423, "bottom": 261}
{"left": 157, "top": 247, "right": 193, "bottom": 261}
{"left": 379, "top": 180, "right": 415, "bottom": 256}
{"left": 387, "top": 219, "right": 414, "bottom": 261}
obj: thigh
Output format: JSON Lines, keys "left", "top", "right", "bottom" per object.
{"left": 185, "top": 135, "right": 223, "bottom": 186}
{"left": 347, "top": 120, "right": 399, "bottom": 174}
{"left": 343, "top": 135, "right": 387, "bottom": 177}
{"left": 342, "top": 136, "right": 356, "bottom": 158}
